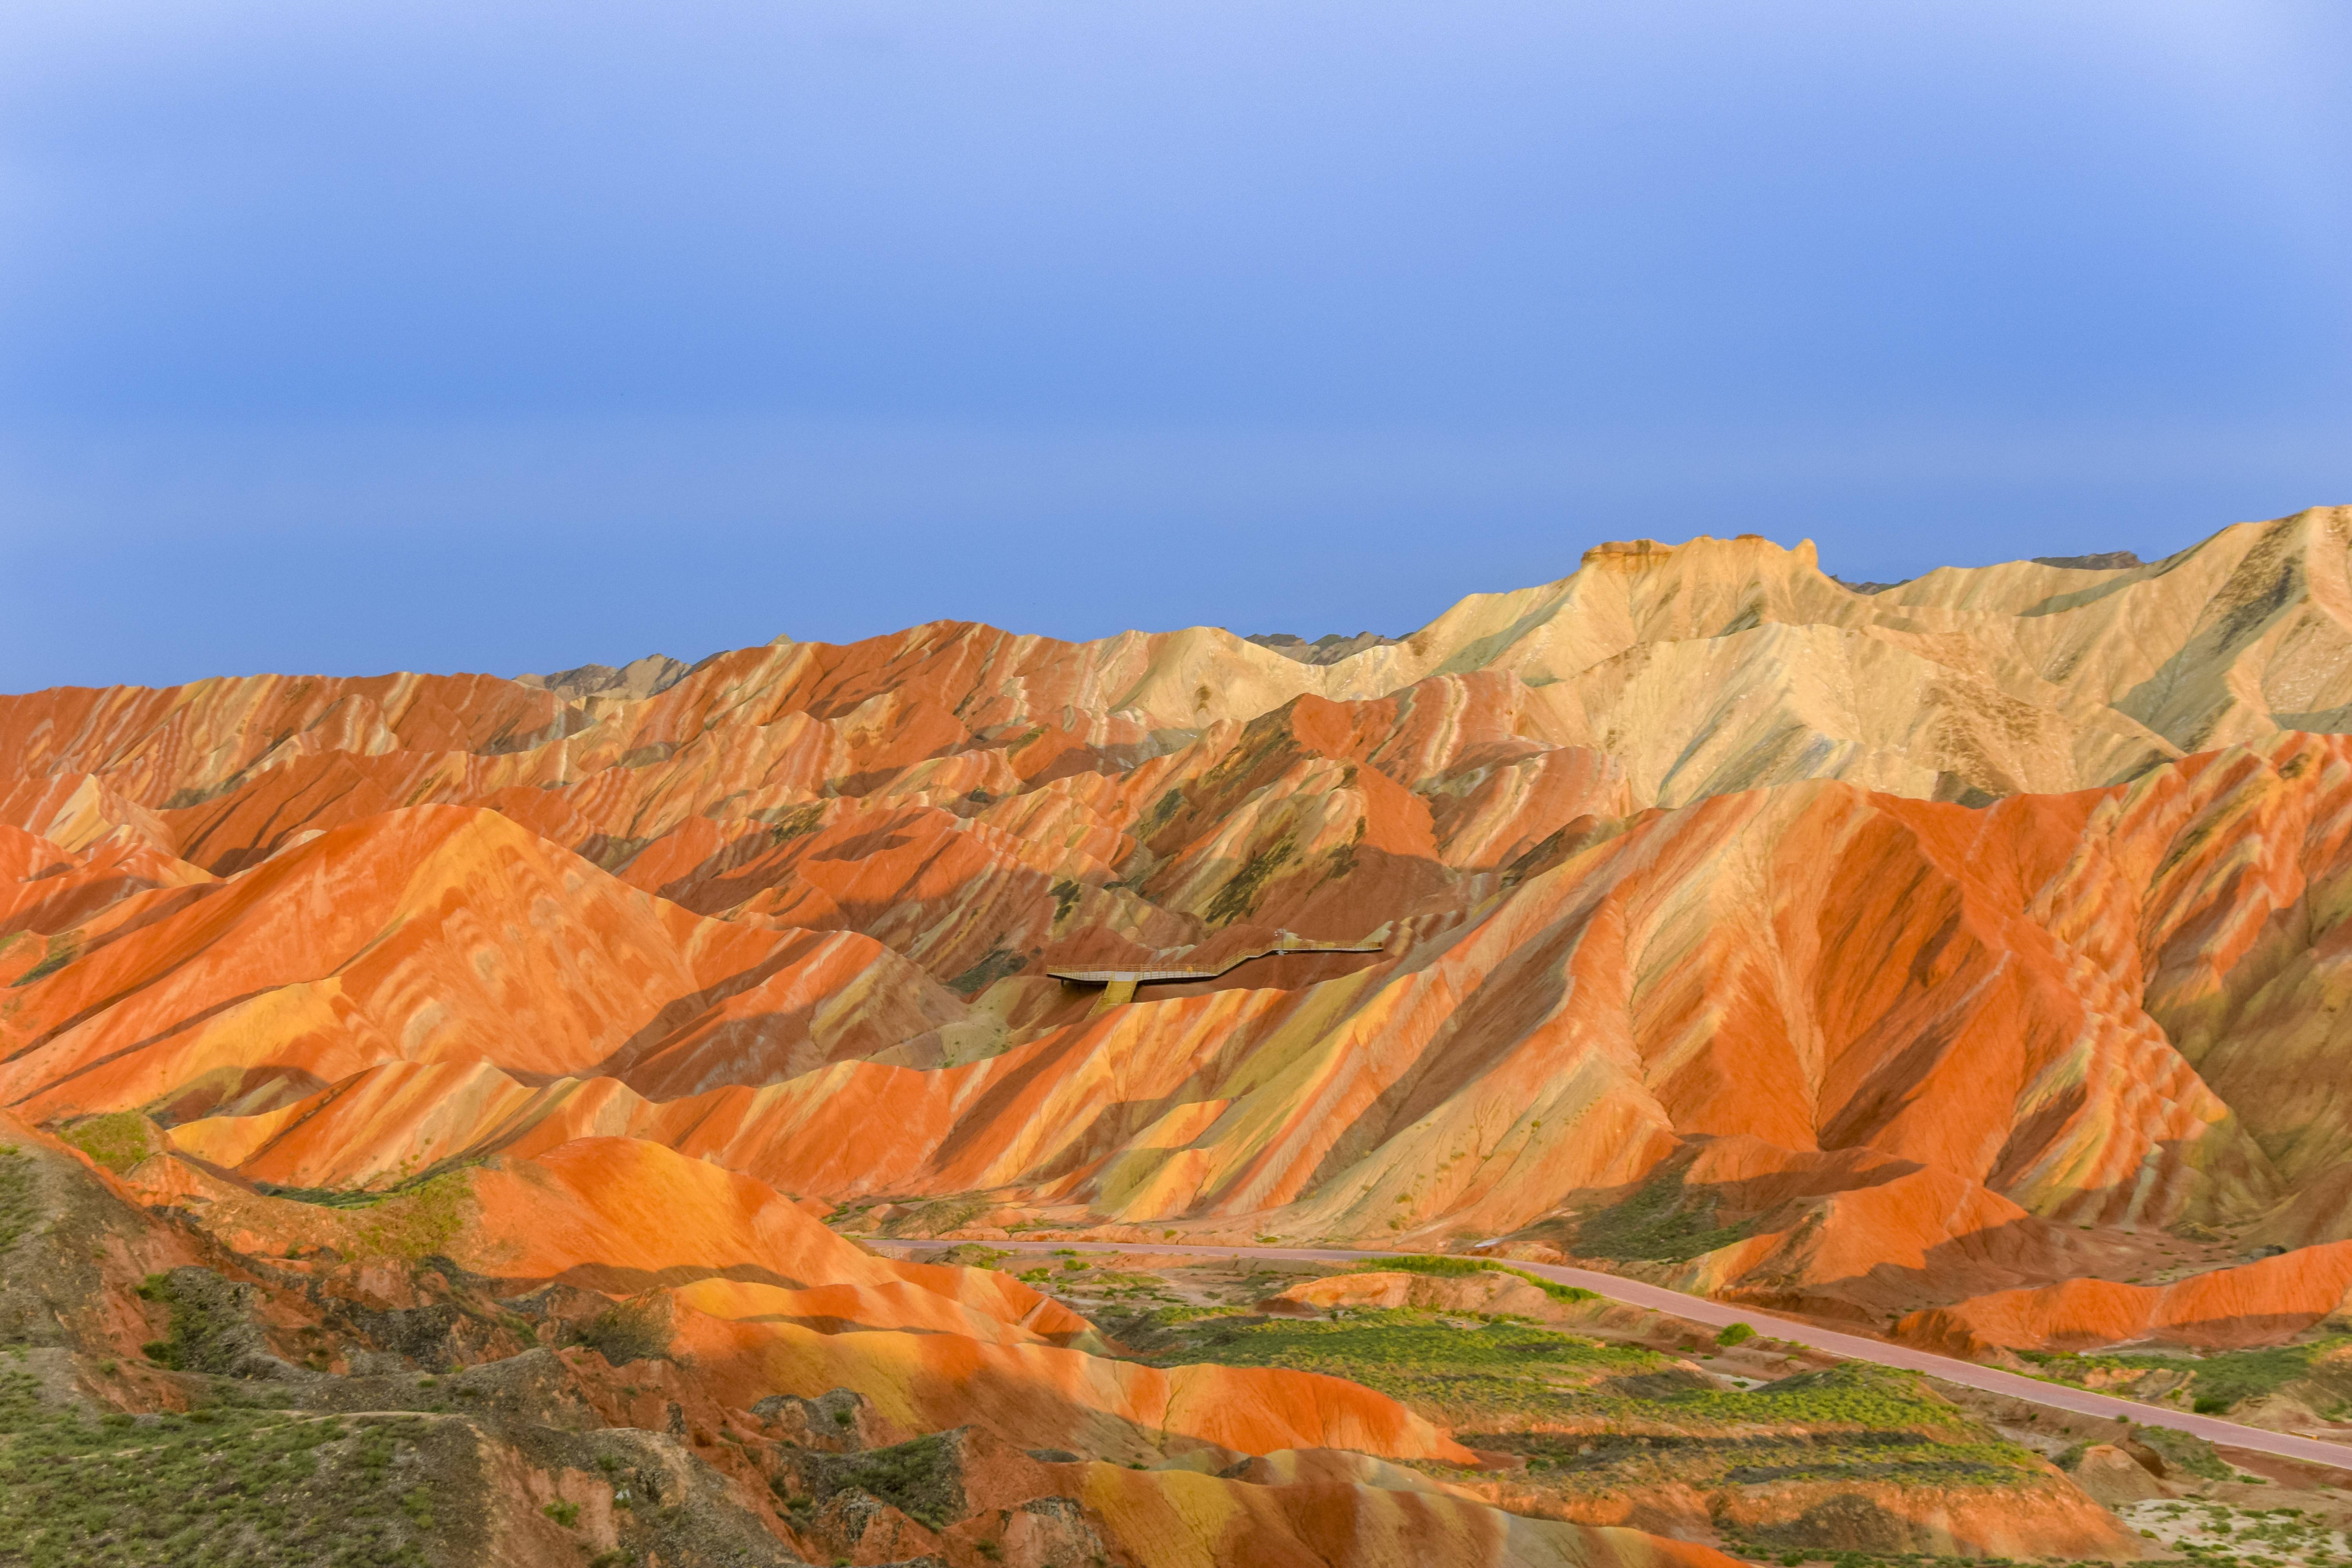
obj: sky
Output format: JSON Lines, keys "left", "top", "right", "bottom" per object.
{"left": 3, "top": 1, "right": 2349, "bottom": 690}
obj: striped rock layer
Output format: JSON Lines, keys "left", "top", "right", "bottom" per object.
{"left": 9, "top": 515, "right": 2352, "bottom": 1365}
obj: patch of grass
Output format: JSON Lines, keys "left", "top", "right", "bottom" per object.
{"left": 1356, "top": 1254, "right": 1597, "bottom": 1303}
{"left": 1573, "top": 1163, "right": 1753, "bottom": 1264}
{"left": 1202, "top": 833, "right": 1297, "bottom": 926}
{"left": 60, "top": 1113, "right": 152, "bottom": 1175}
{"left": 256, "top": 1168, "right": 478, "bottom": 1261}
{"left": 252, "top": 1184, "right": 385, "bottom": 1210}
{"left": 2135, "top": 1423, "right": 2232, "bottom": 1482}
{"left": 1455, "top": 1363, "right": 2048, "bottom": 1514}
{"left": 135, "top": 1269, "right": 260, "bottom": 1375}
{"left": 1155, "top": 1309, "right": 2025, "bottom": 1497}
{"left": 2184, "top": 1341, "right": 2343, "bottom": 1414}
{"left": 949, "top": 947, "right": 1025, "bottom": 996}
{"left": 1667, "top": 1362, "right": 1977, "bottom": 1434}
{"left": 1152, "top": 1305, "right": 1252, "bottom": 1324}
{"left": 764, "top": 804, "right": 826, "bottom": 845}
{"left": 0, "top": 1370, "right": 438, "bottom": 1567}
{"left": 1485, "top": 1426, "right": 2036, "bottom": 1492}
{"left": 0, "top": 1147, "right": 34, "bottom": 1256}
{"left": 8, "top": 934, "right": 78, "bottom": 987}
{"left": 799, "top": 1431, "right": 964, "bottom": 1530}
{"left": 350, "top": 1171, "right": 475, "bottom": 1260}
{"left": 1148, "top": 1308, "right": 1660, "bottom": 1422}
{"left": 1156, "top": 1282, "right": 2076, "bottom": 1527}
{"left": 2020, "top": 1337, "right": 2350, "bottom": 1416}
{"left": 1162, "top": 1310, "right": 1643, "bottom": 1375}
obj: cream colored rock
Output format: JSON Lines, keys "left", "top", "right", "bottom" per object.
{"left": 2068, "top": 1445, "right": 2167, "bottom": 1506}
{"left": 1260, "top": 1270, "right": 1554, "bottom": 1317}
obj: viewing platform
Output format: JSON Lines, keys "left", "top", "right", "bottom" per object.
{"left": 1050, "top": 930, "right": 1389, "bottom": 1009}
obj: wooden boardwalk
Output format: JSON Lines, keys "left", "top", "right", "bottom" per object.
{"left": 1049, "top": 931, "right": 1387, "bottom": 1007}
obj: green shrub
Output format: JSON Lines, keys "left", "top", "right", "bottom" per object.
{"left": 1716, "top": 1322, "right": 1757, "bottom": 1347}
{"left": 572, "top": 1297, "right": 670, "bottom": 1367}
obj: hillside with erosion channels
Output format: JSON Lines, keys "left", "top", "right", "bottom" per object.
{"left": 13, "top": 509, "right": 2352, "bottom": 1563}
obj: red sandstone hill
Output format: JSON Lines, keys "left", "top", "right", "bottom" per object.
{"left": 10, "top": 519, "right": 2352, "bottom": 1322}
{"left": 9, "top": 514, "right": 2352, "bottom": 1562}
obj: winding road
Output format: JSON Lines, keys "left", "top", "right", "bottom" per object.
{"left": 877, "top": 1237, "right": 2352, "bottom": 1474}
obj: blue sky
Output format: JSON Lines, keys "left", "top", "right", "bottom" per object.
{"left": 3, "top": 2, "right": 2348, "bottom": 688}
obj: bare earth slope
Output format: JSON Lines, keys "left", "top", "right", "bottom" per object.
{"left": 8, "top": 509, "right": 2352, "bottom": 1563}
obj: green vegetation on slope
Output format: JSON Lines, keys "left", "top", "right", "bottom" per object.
{"left": 60, "top": 1115, "right": 152, "bottom": 1175}
{"left": 134, "top": 1271, "right": 257, "bottom": 1375}
{"left": 1194, "top": 1309, "right": 1636, "bottom": 1370}
{"left": 1151, "top": 1310, "right": 2046, "bottom": 1497}
{"left": 1493, "top": 1425, "right": 2033, "bottom": 1491}
{"left": 2051, "top": 1429, "right": 2230, "bottom": 1495}
{"left": 793, "top": 1431, "right": 965, "bottom": 1530}
{"left": 2022, "top": 1337, "right": 2352, "bottom": 1416}
{"left": 0, "top": 1147, "right": 33, "bottom": 1256}
{"left": 2134, "top": 1424, "right": 2232, "bottom": 1482}
{"left": 570, "top": 1296, "right": 671, "bottom": 1367}
{"left": 7, "top": 935, "right": 78, "bottom": 988}
{"left": 0, "top": 1372, "right": 443, "bottom": 1568}
{"left": 1148, "top": 1307, "right": 1656, "bottom": 1421}
{"left": 1573, "top": 1163, "right": 1753, "bottom": 1264}
{"left": 256, "top": 1171, "right": 477, "bottom": 1261}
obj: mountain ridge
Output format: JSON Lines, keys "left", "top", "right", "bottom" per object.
{"left": 8, "top": 507, "right": 2352, "bottom": 1564}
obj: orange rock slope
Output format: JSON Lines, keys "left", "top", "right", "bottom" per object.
{"left": 2, "top": 1109, "right": 1742, "bottom": 1568}
{"left": 10, "top": 515, "right": 2352, "bottom": 1375}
